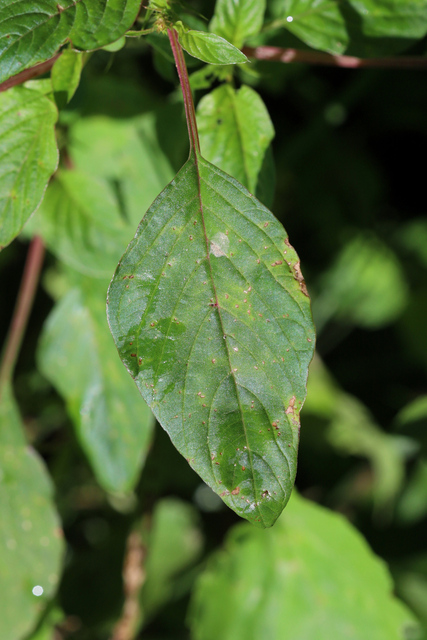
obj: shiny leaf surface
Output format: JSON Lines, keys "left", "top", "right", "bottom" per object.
{"left": 38, "top": 286, "right": 155, "bottom": 493}
{"left": 197, "top": 84, "right": 274, "bottom": 194}
{"left": 0, "top": 86, "right": 58, "bottom": 249}
{"left": 0, "top": 0, "right": 140, "bottom": 83}
{"left": 189, "top": 493, "right": 417, "bottom": 640}
{"left": 349, "top": 0, "right": 427, "bottom": 38}
{"left": 0, "top": 385, "right": 63, "bottom": 640}
{"left": 108, "top": 151, "right": 315, "bottom": 527}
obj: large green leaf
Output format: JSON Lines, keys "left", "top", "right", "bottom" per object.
{"left": 197, "top": 84, "right": 274, "bottom": 195}
{"left": 0, "top": 0, "right": 141, "bottom": 84}
{"left": 174, "top": 22, "right": 248, "bottom": 65}
{"left": 28, "top": 169, "right": 130, "bottom": 278}
{"left": 0, "top": 385, "right": 64, "bottom": 640}
{"left": 107, "top": 150, "right": 315, "bottom": 527}
{"left": 349, "top": 0, "right": 427, "bottom": 39}
{"left": 69, "top": 0, "right": 142, "bottom": 50}
{"left": 38, "top": 286, "right": 155, "bottom": 493}
{"left": 210, "top": 0, "right": 266, "bottom": 49}
{"left": 189, "top": 493, "right": 417, "bottom": 640}
{"left": 68, "top": 114, "right": 175, "bottom": 228}
{"left": 270, "top": 0, "right": 349, "bottom": 54}
{"left": 0, "top": 86, "right": 58, "bottom": 249}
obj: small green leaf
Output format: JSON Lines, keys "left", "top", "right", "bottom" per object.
{"left": 197, "top": 84, "right": 274, "bottom": 195}
{"left": 38, "top": 286, "right": 155, "bottom": 494}
{"left": 0, "top": 385, "right": 64, "bottom": 640}
{"left": 0, "top": 0, "right": 141, "bottom": 84}
{"left": 270, "top": 0, "right": 349, "bottom": 55}
{"left": 102, "top": 35, "right": 127, "bottom": 52}
{"left": 0, "top": 85, "right": 58, "bottom": 249}
{"left": 189, "top": 493, "right": 418, "bottom": 640}
{"left": 210, "top": 0, "right": 266, "bottom": 49}
{"left": 174, "top": 22, "right": 248, "bottom": 65}
{"left": 108, "top": 150, "right": 315, "bottom": 528}
{"left": 51, "top": 49, "right": 83, "bottom": 109}
{"left": 314, "top": 234, "right": 408, "bottom": 330}
{"left": 349, "top": 0, "right": 427, "bottom": 39}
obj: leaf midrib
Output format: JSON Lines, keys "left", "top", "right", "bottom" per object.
{"left": 192, "top": 149, "right": 265, "bottom": 524}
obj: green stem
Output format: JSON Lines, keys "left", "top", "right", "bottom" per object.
{"left": 0, "top": 236, "right": 45, "bottom": 399}
{"left": 167, "top": 28, "right": 200, "bottom": 154}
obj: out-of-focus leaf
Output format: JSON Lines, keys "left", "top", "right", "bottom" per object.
{"left": 108, "top": 147, "right": 315, "bottom": 527}
{"left": 189, "top": 492, "right": 416, "bottom": 640}
{"left": 0, "top": 385, "right": 63, "bottom": 640}
{"left": 394, "top": 395, "right": 427, "bottom": 454}
{"left": 68, "top": 114, "right": 175, "bottom": 228}
{"left": 51, "top": 49, "right": 83, "bottom": 109}
{"left": 349, "top": 0, "right": 427, "bottom": 39}
{"left": 304, "top": 356, "right": 406, "bottom": 510}
{"left": 269, "top": 0, "right": 349, "bottom": 54}
{"left": 26, "top": 608, "right": 63, "bottom": 640}
{"left": 197, "top": 84, "right": 274, "bottom": 194}
{"left": 28, "top": 170, "right": 130, "bottom": 278}
{"left": 0, "top": 0, "right": 141, "bottom": 84}
{"left": 210, "top": 0, "right": 266, "bottom": 49}
{"left": 397, "top": 459, "right": 427, "bottom": 525}
{"left": 0, "top": 86, "right": 58, "bottom": 249}
{"left": 139, "top": 498, "right": 203, "bottom": 623}
{"left": 401, "top": 219, "right": 427, "bottom": 268}
{"left": 314, "top": 234, "right": 408, "bottom": 331}
{"left": 174, "top": 22, "right": 248, "bottom": 64}
{"left": 38, "top": 287, "right": 155, "bottom": 494}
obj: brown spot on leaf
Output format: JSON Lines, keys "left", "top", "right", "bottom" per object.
{"left": 286, "top": 395, "right": 296, "bottom": 415}
{"left": 231, "top": 487, "right": 240, "bottom": 495}
{"left": 293, "top": 261, "right": 309, "bottom": 296}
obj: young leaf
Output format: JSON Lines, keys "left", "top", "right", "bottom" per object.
{"left": 197, "top": 84, "right": 274, "bottom": 195}
{"left": 38, "top": 286, "right": 155, "bottom": 494}
{"left": 174, "top": 22, "right": 248, "bottom": 65}
{"left": 210, "top": 0, "right": 266, "bottom": 49}
{"left": 270, "top": 0, "right": 349, "bottom": 55}
{"left": 0, "top": 0, "right": 141, "bottom": 84}
{"left": 107, "top": 149, "right": 315, "bottom": 528}
{"left": 51, "top": 49, "right": 83, "bottom": 109}
{"left": 189, "top": 493, "right": 417, "bottom": 640}
{"left": 0, "top": 86, "right": 58, "bottom": 249}
{"left": 0, "top": 384, "right": 64, "bottom": 640}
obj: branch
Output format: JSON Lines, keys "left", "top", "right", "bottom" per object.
{"left": 0, "top": 54, "right": 61, "bottom": 93}
{"left": 0, "top": 236, "right": 45, "bottom": 399}
{"left": 110, "top": 531, "right": 146, "bottom": 640}
{"left": 243, "top": 46, "right": 427, "bottom": 70}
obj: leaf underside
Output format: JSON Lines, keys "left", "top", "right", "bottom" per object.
{"left": 108, "top": 151, "right": 315, "bottom": 527}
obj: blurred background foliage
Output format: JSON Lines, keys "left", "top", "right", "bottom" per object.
{"left": 2, "top": 0, "right": 427, "bottom": 638}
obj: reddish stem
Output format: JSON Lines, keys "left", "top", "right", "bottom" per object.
{"left": 0, "top": 237, "right": 45, "bottom": 398}
{"left": 0, "top": 53, "right": 62, "bottom": 93}
{"left": 167, "top": 28, "right": 200, "bottom": 154}
{"left": 243, "top": 46, "right": 427, "bottom": 70}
